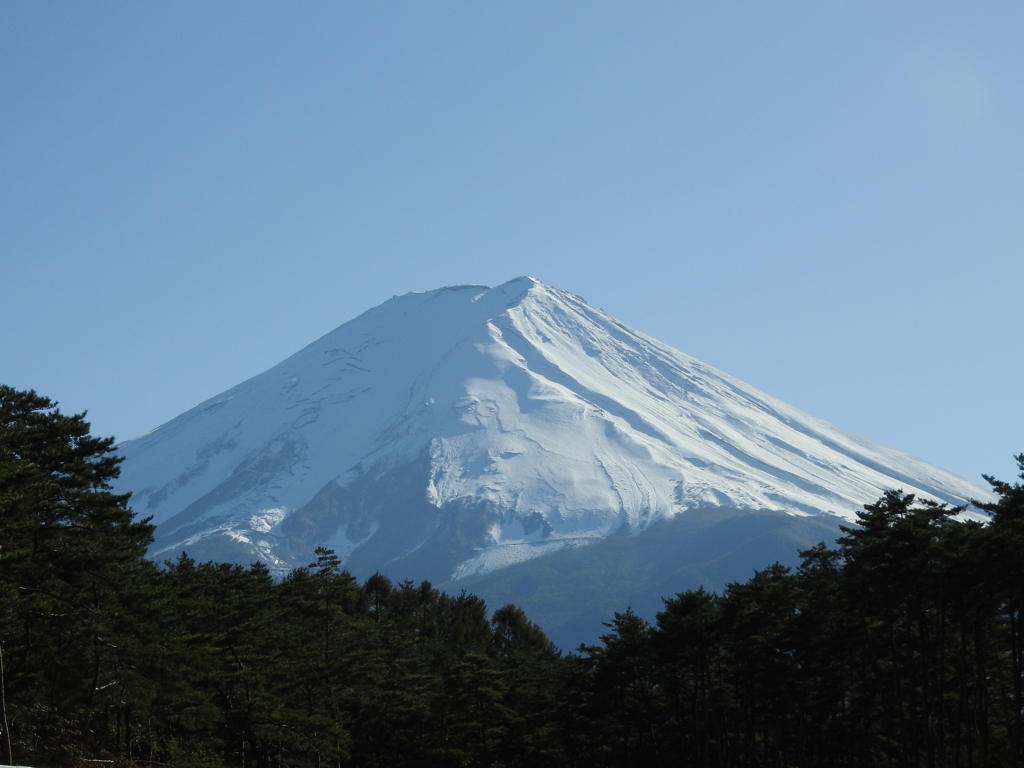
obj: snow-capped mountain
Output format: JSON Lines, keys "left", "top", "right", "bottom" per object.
{"left": 114, "top": 276, "right": 990, "bottom": 589}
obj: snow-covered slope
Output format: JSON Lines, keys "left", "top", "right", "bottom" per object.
{"left": 114, "top": 276, "right": 990, "bottom": 580}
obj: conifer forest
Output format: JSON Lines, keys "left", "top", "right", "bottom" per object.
{"left": 3, "top": 383, "right": 1024, "bottom": 768}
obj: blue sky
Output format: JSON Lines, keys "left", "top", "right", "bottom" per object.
{"left": 2, "top": 2, "right": 1021, "bottom": 486}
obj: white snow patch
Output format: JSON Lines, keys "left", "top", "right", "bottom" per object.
{"left": 250, "top": 507, "right": 288, "bottom": 533}
{"left": 450, "top": 535, "right": 599, "bottom": 579}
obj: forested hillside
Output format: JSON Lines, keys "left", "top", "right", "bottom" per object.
{"left": 3, "top": 384, "right": 1024, "bottom": 767}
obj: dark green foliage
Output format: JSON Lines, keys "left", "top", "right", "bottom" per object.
{"left": 0, "top": 386, "right": 157, "bottom": 764}
{"left": 584, "top": 609, "right": 663, "bottom": 766}
{"left": 5, "top": 384, "right": 1024, "bottom": 766}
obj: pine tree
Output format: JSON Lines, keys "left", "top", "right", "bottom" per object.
{"left": 0, "top": 385, "right": 155, "bottom": 763}
{"left": 584, "top": 608, "right": 663, "bottom": 766}
{"left": 976, "top": 455, "right": 1024, "bottom": 763}
{"left": 655, "top": 588, "right": 724, "bottom": 767}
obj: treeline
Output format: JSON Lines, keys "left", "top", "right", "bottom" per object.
{"left": 585, "top": 479, "right": 1024, "bottom": 767}
{"left": 12, "top": 548, "right": 567, "bottom": 767}
{"left": 3, "top": 384, "right": 1024, "bottom": 767}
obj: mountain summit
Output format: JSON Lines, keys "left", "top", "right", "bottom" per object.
{"left": 116, "top": 276, "right": 987, "bottom": 593}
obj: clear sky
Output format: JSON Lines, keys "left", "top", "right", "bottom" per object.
{"left": 2, "top": 2, "right": 1021, "bottom": 488}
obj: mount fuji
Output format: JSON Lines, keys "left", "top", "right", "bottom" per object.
{"left": 113, "top": 276, "right": 991, "bottom": 645}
